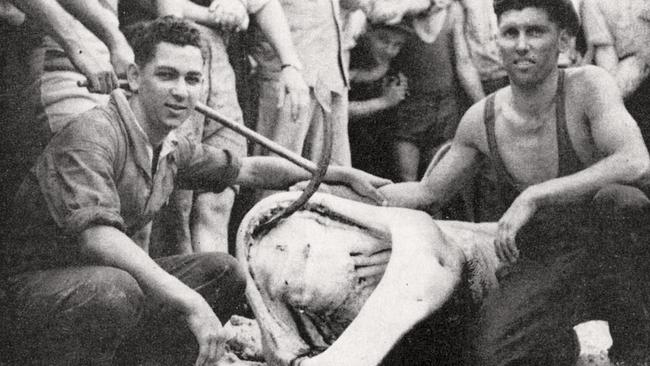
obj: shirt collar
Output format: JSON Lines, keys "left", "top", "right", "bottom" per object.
{"left": 110, "top": 89, "right": 181, "bottom": 178}
{"left": 160, "top": 130, "right": 179, "bottom": 160}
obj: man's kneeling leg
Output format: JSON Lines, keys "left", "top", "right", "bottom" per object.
{"left": 591, "top": 184, "right": 650, "bottom": 360}
{"left": 5, "top": 266, "right": 145, "bottom": 365}
{"left": 119, "top": 252, "right": 247, "bottom": 365}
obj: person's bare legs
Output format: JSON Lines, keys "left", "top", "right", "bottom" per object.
{"left": 191, "top": 188, "right": 236, "bottom": 253}
{"left": 394, "top": 140, "right": 420, "bottom": 182}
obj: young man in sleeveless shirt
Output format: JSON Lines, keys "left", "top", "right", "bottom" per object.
{"left": 378, "top": 0, "right": 650, "bottom": 363}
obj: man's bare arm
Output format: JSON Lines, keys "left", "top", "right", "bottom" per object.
{"left": 523, "top": 66, "right": 649, "bottom": 207}
{"left": 152, "top": 0, "right": 302, "bottom": 71}
{"left": 612, "top": 55, "right": 649, "bottom": 98}
{"left": 350, "top": 73, "right": 408, "bottom": 120}
{"left": 582, "top": 0, "right": 649, "bottom": 98}
{"left": 236, "top": 156, "right": 392, "bottom": 204}
{"left": 451, "top": 1, "right": 485, "bottom": 103}
{"left": 149, "top": 0, "right": 249, "bottom": 30}
{"left": 379, "top": 102, "right": 484, "bottom": 209}
{"left": 252, "top": 0, "right": 302, "bottom": 69}
{"left": 10, "top": 0, "right": 122, "bottom": 93}
{"left": 55, "top": 0, "right": 134, "bottom": 78}
{"left": 10, "top": 0, "right": 77, "bottom": 45}
{"left": 593, "top": 44, "right": 649, "bottom": 98}
{"left": 349, "top": 98, "right": 394, "bottom": 119}
{"left": 253, "top": 0, "right": 310, "bottom": 122}
{"left": 80, "top": 225, "right": 227, "bottom": 365}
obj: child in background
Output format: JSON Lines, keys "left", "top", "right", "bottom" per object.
{"left": 348, "top": 22, "right": 411, "bottom": 179}
{"left": 392, "top": 0, "right": 483, "bottom": 181}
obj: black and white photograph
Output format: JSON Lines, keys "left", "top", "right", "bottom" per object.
{"left": 1, "top": 0, "right": 649, "bottom": 365}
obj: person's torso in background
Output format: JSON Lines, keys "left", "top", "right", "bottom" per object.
{"left": 593, "top": 0, "right": 650, "bottom": 59}
{"left": 249, "top": 0, "right": 347, "bottom": 93}
{"left": 395, "top": 9, "right": 456, "bottom": 97}
{"left": 460, "top": 0, "right": 507, "bottom": 82}
{"left": 29, "top": 0, "right": 119, "bottom": 74}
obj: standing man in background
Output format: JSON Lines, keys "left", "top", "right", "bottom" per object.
{"left": 251, "top": 0, "right": 351, "bottom": 167}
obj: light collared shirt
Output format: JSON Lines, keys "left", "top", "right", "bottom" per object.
{"left": 3, "top": 90, "right": 241, "bottom": 275}
{"left": 130, "top": 105, "right": 180, "bottom": 176}
{"left": 37, "top": 0, "right": 118, "bottom": 74}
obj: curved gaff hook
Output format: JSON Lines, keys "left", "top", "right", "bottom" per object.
{"left": 194, "top": 102, "right": 333, "bottom": 236}
{"left": 254, "top": 108, "right": 333, "bottom": 236}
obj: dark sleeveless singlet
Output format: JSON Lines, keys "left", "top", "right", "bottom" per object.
{"left": 483, "top": 70, "right": 584, "bottom": 213}
{"left": 474, "top": 73, "right": 645, "bottom": 364}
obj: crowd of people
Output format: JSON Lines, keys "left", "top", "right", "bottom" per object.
{"left": 0, "top": 0, "right": 650, "bottom": 365}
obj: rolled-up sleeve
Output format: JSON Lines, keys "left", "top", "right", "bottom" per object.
{"left": 175, "top": 137, "right": 242, "bottom": 192}
{"left": 34, "top": 119, "right": 125, "bottom": 235}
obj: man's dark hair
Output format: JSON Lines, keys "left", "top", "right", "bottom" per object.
{"left": 493, "top": 0, "right": 580, "bottom": 35}
{"left": 123, "top": 15, "right": 206, "bottom": 66}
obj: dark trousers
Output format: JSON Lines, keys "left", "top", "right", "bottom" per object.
{"left": 472, "top": 184, "right": 650, "bottom": 366}
{"left": 2, "top": 252, "right": 246, "bottom": 365}
{"left": 589, "top": 185, "right": 650, "bottom": 360}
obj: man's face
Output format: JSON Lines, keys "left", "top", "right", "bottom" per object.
{"left": 134, "top": 42, "right": 204, "bottom": 135}
{"left": 497, "top": 7, "right": 568, "bottom": 87}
